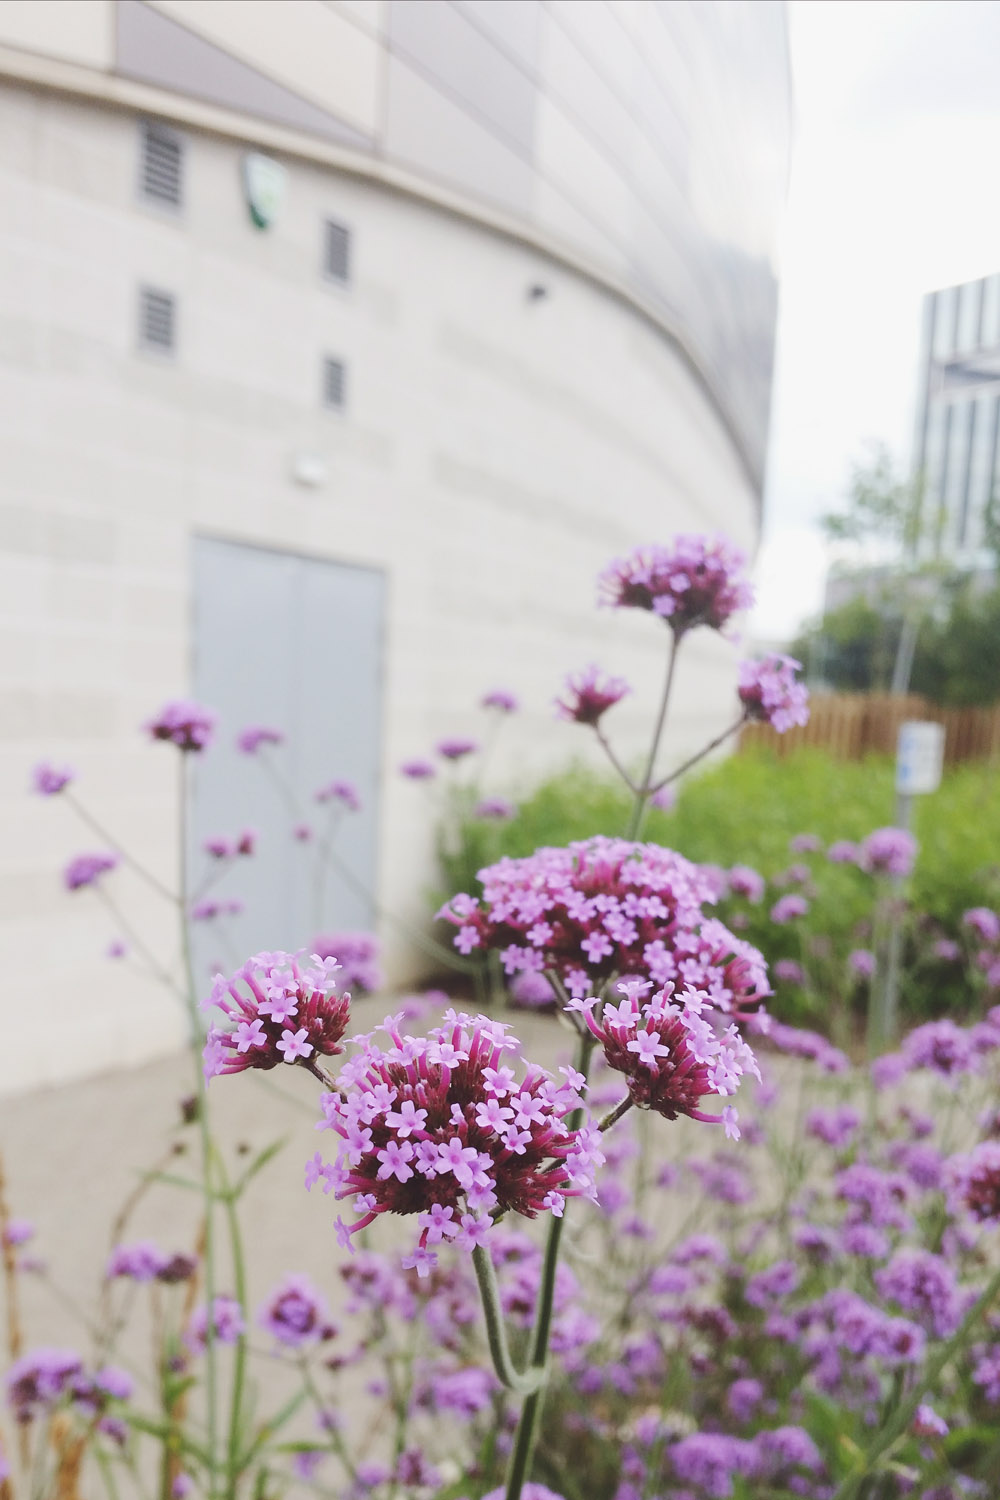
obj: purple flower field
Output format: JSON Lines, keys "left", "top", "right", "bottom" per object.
{"left": 7, "top": 535, "right": 1000, "bottom": 1500}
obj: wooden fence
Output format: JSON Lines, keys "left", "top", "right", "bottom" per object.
{"left": 739, "top": 693, "right": 1000, "bottom": 765}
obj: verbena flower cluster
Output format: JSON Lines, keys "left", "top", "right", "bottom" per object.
{"left": 598, "top": 536, "right": 754, "bottom": 634}
{"left": 64, "top": 851, "right": 118, "bottom": 891}
{"left": 438, "top": 837, "right": 769, "bottom": 1014}
{"left": 146, "top": 699, "right": 215, "bottom": 752}
{"left": 737, "top": 655, "right": 810, "bottom": 733}
{"left": 203, "top": 951, "right": 351, "bottom": 1078}
{"left": 311, "top": 1010, "right": 603, "bottom": 1275}
{"left": 7, "top": 1348, "right": 133, "bottom": 1433}
{"left": 577, "top": 978, "right": 759, "bottom": 1132}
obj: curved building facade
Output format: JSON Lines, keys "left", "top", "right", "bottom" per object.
{"left": 0, "top": 0, "right": 790, "bottom": 1091}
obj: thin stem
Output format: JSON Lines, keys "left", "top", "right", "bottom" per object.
{"left": 625, "top": 631, "right": 681, "bottom": 840}
{"left": 177, "top": 755, "right": 220, "bottom": 1500}
{"left": 593, "top": 726, "right": 638, "bottom": 794}
{"left": 503, "top": 1033, "right": 595, "bottom": 1500}
{"left": 650, "top": 716, "right": 746, "bottom": 795}
{"left": 93, "top": 885, "right": 186, "bottom": 999}
{"left": 471, "top": 1245, "right": 545, "bottom": 1396}
{"left": 597, "top": 1097, "right": 634, "bottom": 1133}
{"left": 220, "top": 1169, "right": 248, "bottom": 1499}
{"left": 65, "top": 791, "right": 178, "bottom": 904}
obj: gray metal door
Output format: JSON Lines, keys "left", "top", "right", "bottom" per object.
{"left": 190, "top": 536, "right": 384, "bottom": 983}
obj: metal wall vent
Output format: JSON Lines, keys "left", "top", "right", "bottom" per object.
{"left": 139, "top": 287, "right": 176, "bottom": 354}
{"left": 322, "top": 356, "right": 346, "bottom": 409}
{"left": 140, "top": 121, "right": 183, "bottom": 207}
{"left": 323, "top": 219, "right": 351, "bottom": 284}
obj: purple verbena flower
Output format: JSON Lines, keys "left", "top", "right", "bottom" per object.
{"left": 848, "top": 948, "right": 876, "bottom": 978}
{"left": 766, "top": 1023, "right": 849, "bottom": 1073}
{"left": 738, "top": 655, "right": 810, "bottom": 732}
{"left": 146, "top": 700, "right": 215, "bottom": 753}
{"left": 203, "top": 951, "right": 350, "bottom": 1079}
{"left": 480, "top": 690, "right": 519, "bottom": 713}
{"left": 770, "top": 894, "right": 808, "bottom": 924}
{"left": 947, "top": 1141, "right": 1000, "bottom": 1223}
{"left": 32, "top": 762, "right": 74, "bottom": 796}
{"left": 315, "top": 1010, "right": 599, "bottom": 1272}
{"left": 438, "top": 837, "right": 769, "bottom": 1015}
{"left": 259, "top": 1274, "right": 336, "bottom": 1347}
{"left": 599, "top": 536, "right": 754, "bottom": 635}
{"left": 805, "top": 1105, "right": 860, "bottom": 1149}
{"left": 315, "top": 779, "right": 361, "bottom": 811}
{"left": 827, "top": 840, "right": 862, "bottom": 865}
{"left": 773, "top": 959, "right": 805, "bottom": 986}
{"left": 580, "top": 980, "right": 759, "bottom": 1128}
{"left": 860, "top": 826, "right": 917, "bottom": 878}
{"left": 2, "top": 1220, "right": 34, "bottom": 1249}
{"left": 475, "top": 797, "right": 515, "bottom": 821}
{"left": 728, "top": 865, "right": 765, "bottom": 902}
{"left": 64, "top": 851, "right": 118, "bottom": 891}
{"left": 186, "top": 1296, "right": 245, "bottom": 1352}
{"left": 436, "top": 738, "right": 478, "bottom": 762}
{"left": 236, "top": 725, "right": 284, "bottom": 754}
{"left": 555, "top": 664, "right": 630, "bottom": 726}
{"left": 964, "top": 907, "right": 1000, "bottom": 944}
{"left": 400, "top": 759, "right": 436, "bottom": 780}
{"left": 311, "top": 933, "right": 382, "bottom": 994}
{"left": 107, "top": 1241, "right": 168, "bottom": 1282}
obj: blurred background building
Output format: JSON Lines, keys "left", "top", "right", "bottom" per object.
{"left": 0, "top": 0, "right": 790, "bottom": 1091}
{"left": 913, "top": 271, "right": 1000, "bottom": 569}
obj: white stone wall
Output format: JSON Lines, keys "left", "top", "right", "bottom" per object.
{"left": 0, "top": 83, "right": 760, "bottom": 1095}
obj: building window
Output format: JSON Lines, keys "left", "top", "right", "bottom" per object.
{"left": 139, "top": 120, "right": 183, "bottom": 208}
{"left": 322, "top": 357, "right": 346, "bottom": 409}
{"left": 323, "top": 219, "right": 351, "bottom": 284}
{"left": 138, "top": 287, "right": 177, "bottom": 354}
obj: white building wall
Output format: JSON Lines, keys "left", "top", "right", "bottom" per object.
{"left": 0, "top": 14, "right": 776, "bottom": 1095}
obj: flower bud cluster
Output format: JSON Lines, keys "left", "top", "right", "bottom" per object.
{"left": 312, "top": 1010, "right": 602, "bottom": 1275}
{"left": 203, "top": 951, "right": 350, "bottom": 1079}
{"left": 555, "top": 664, "right": 630, "bottom": 725}
{"left": 439, "top": 837, "right": 769, "bottom": 1014}
{"left": 598, "top": 536, "right": 754, "bottom": 634}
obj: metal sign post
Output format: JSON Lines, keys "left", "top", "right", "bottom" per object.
{"left": 871, "top": 721, "right": 945, "bottom": 1052}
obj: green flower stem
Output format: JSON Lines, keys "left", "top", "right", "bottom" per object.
{"left": 65, "top": 790, "right": 179, "bottom": 904}
{"left": 177, "top": 755, "right": 220, "bottom": 1499}
{"left": 471, "top": 1244, "right": 545, "bottom": 1397}
{"left": 625, "top": 630, "right": 680, "bottom": 841}
{"left": 218, "top": 1163, "right": 248, "bottom": 1500}
{"left": 831, "top": 1258, "right": 1000, "bottom": 1500}
{"left": 502, "top": 1034, "right": 595, "bottom": 1500}
{"left": 649, "top": 715, "right": 746, "bottom": 795}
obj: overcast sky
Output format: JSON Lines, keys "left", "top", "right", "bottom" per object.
{"left": 750, "top": 0, "right": 1000, "bottom": 642}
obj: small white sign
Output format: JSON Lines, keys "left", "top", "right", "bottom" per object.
{"left": 896, "top": 720, "right": 945, "bottom": 795}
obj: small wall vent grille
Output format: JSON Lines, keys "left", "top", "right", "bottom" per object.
{"left": 322, "top": 357, "right": 346, "bottom": 409}
{"left": 139, "top": 288, "right": 176, "bottom": 354}
{"left": 140, "top": 121, "right": 183, "bottom": 207}
{"left": 323, "top": 220, "right": 351, "bottom": 284}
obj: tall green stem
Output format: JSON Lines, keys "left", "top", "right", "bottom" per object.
{"left": 501, "top": 1034, "right": 594, "bottom": 1500}
{"left": 220, "top": 1166, "right": 248, "bottom": 1498}
{"left": 625, "top": 630, "right": 681, "bottom": 841}
{"left": 178, "top": 755, "right": 219, "bottom": 1498}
